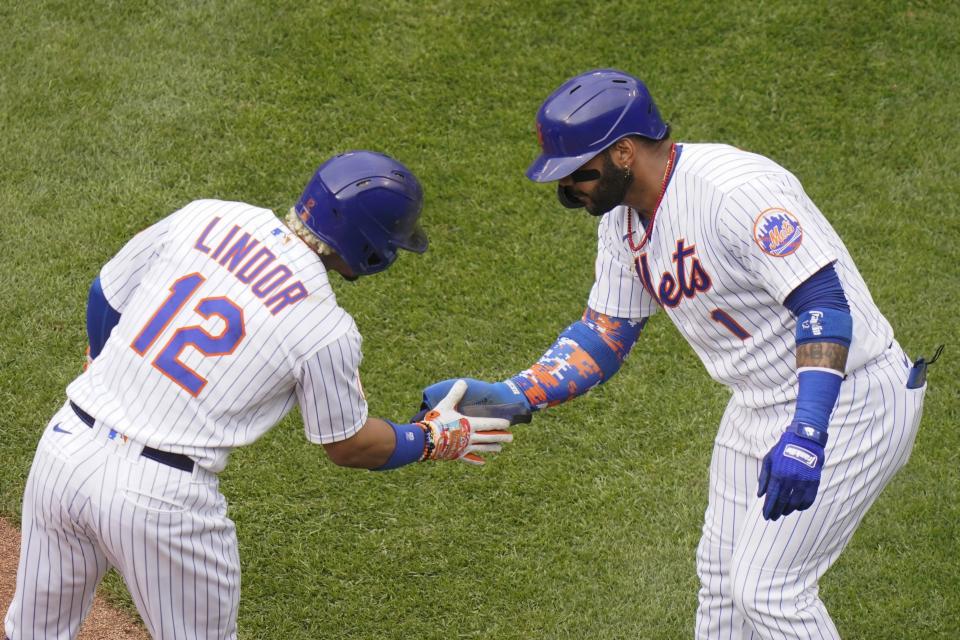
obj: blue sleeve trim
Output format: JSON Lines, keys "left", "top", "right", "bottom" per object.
{"left": 373, "top": 420, "right": 425, "bottom": 471}
{"left": 87, "top": 276, "right": 122, "bottom": 359}
{"left": 784, "top": 263, "right": 849, "bottom": 315}
{"left": 560, "top": 321, "right": 622, "bottom": 379}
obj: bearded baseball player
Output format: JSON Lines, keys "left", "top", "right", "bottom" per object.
{"left": 420, "top": 69, "right": 937, "bottom": 638}
{"left": 4, "top": 150, "right": 513, "bottom": 640}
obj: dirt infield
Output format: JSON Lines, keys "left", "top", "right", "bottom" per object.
{"left": 0, "top": 517, "right": 148, "bottom": 639}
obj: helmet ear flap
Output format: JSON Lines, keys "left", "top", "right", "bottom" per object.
{"left": 362, "top": 241, "right": 392, "bottom": 271}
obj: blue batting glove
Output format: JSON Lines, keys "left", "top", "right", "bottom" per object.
{"left": 415, "top": 378, "right": 532, "bottom": 424}
{"left": 757, "top": 423, "right": 827, "bottom": 521}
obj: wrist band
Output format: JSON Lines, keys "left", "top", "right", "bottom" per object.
{"left": 373, "top": 421, "right": 427, "bottom": 471}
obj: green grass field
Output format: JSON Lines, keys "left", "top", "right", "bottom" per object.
{"left": 2, "top": 1, "right": 958, "bottom": 637}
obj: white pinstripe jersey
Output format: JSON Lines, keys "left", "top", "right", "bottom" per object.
{"left": 588, "top": 143, "right": 893, "bottom": 410}
{"left": 67, "top": 199, "right": 368, "bottom": 472}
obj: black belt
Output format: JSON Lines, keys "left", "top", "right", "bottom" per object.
{"left": 70, "top": 402, "right": 195, "bottom": 473}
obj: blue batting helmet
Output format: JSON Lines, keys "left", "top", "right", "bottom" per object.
{"left": 526, "top": 69, "right": 668, "bottom": 183}
{"left": 295, "top": 151, "right": 427, "bottom": 276}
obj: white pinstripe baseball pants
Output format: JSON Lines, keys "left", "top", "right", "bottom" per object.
{"left": 694, "top": 344, "right": 925, "bottom": 639}
{"left": 4, "top": 401, "right": 240, "bottom": 640}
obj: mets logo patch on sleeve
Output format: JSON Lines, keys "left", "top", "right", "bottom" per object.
{"left": 753, "top": 208, "right": 803, "bottom": 257}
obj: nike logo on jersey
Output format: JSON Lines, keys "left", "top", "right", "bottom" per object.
{"left": 634, "top": 239, "right": 712, "bottom": 308}
{"left": 52, "top": 423, "right": 72, "bottom": 434}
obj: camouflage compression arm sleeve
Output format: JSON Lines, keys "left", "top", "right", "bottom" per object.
{"left": 509, "top": 308, "right": 646, "bottom": 410}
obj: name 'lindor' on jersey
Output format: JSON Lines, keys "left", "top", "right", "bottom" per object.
{"left": 193, "top": 216, "right": 309, "bottom": 315}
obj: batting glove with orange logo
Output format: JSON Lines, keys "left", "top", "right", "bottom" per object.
{"left": 417, "top": 380, "right": 513, "bottom": 465}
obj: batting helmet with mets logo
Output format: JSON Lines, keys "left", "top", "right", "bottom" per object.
{"left": 526, "top": 69, "right": 669, "bottom": 184}
{"left": 295, "top": 151, "right": 427, "bottom": 276}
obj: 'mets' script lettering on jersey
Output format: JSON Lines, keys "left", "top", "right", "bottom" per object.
{"left": 634, "top": 238, "right": 712, "bottom": 307}
{"left": 194, "top": 216, "right": 309, "bottom": 314}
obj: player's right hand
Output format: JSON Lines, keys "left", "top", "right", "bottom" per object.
{"left": 416, "top": 378, "right": 532, "bottom": 425}
{"left": 417, "top": 380, "right": 513, "bottom": 465}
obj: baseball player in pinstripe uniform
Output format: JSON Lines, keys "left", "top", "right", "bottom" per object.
{"left": 420, "top": 70, "right": 935, "bottom": 638}
{"left": 4, "top": 150, "right": 512, "bottom": 640}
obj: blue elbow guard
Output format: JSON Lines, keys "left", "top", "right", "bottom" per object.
{"left": 373, "top": 420, "right": 426, "bottom": 471}
{"left": 795, "top": 308, "right": 852, "bottom": 347}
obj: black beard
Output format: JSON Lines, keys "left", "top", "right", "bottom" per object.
{"left": 585, "top": 152, "right": 633, "bottom": 216}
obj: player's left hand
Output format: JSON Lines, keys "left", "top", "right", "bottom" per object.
{"left": 418, "top": 380, "right": 513, "bottom": 465}
{"left": 757, "top": 423, "right": 827, "bottom": 521}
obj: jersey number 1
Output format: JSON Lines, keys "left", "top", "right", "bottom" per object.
{"left": 131, "top": 273, "right": 245, "bottom": 396}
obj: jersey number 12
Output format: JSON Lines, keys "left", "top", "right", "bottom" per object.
{"left": 131, "top": 273, "right": 246, "bottom": 396}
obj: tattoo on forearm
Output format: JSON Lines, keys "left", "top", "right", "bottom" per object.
{"left": 797, "top": 342, "right": 849, "bottom": 372}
